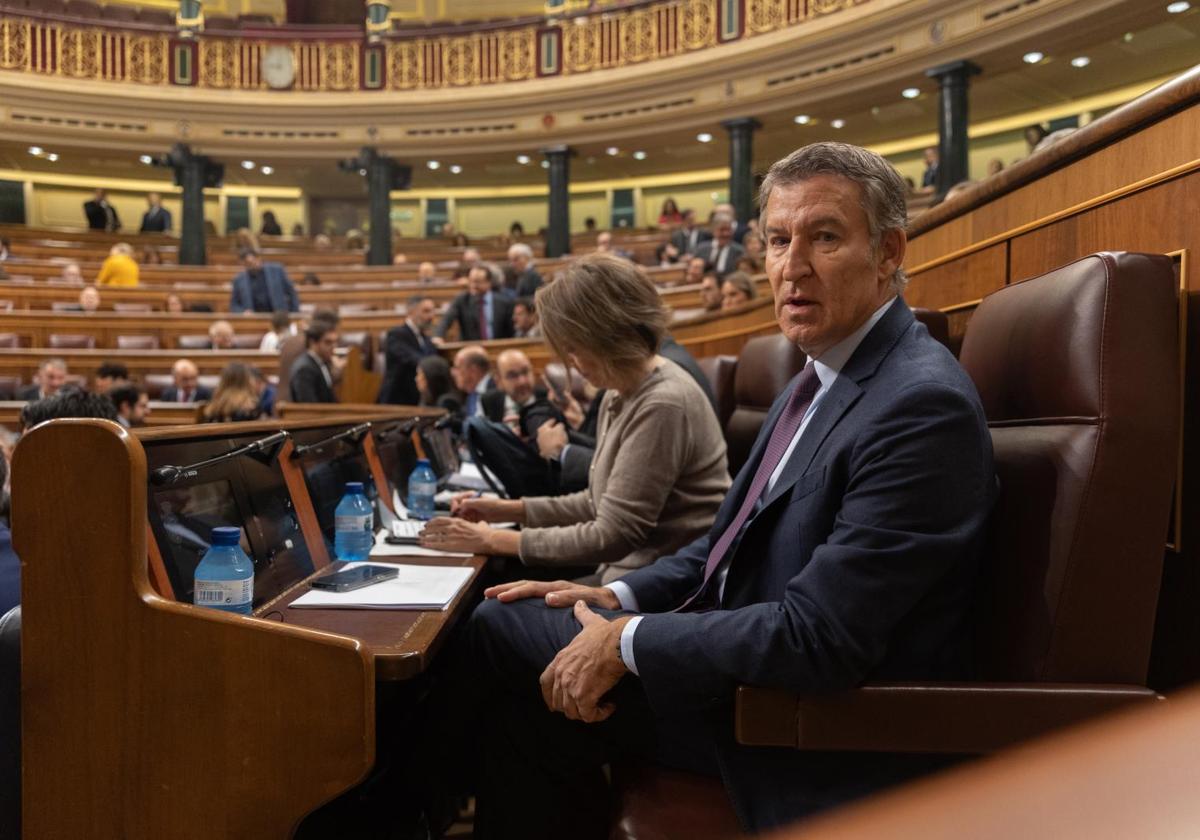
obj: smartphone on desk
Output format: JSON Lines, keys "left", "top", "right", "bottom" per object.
{"left": 311, "top": 564, "right": 398, "bottom": 592}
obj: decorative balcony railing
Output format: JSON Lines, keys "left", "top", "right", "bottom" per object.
{"left": 0, "top": 0, "right": 864, "bottom": 92}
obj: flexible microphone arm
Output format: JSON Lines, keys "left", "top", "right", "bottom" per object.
{"left": 290, "top": 422, "right": 372, "bottom": 459}
{"left": 149, "top": 431, "right": 290, "bottom": 486}
{"left": 372, "top": 417, "right": 421, "bottom": 443}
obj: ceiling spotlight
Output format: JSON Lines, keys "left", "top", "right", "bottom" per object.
{"left": 1167, "top": 1, "right": 1190, "bottom": 12}
{"left": 449, "top": 164, "right": 462, "bottom": 174}
{"left": 901, "top": 87, "right": 920, "bottom": 99}
{"left": 139, "top": 154, "right": 153, "bottom": 165}
{"left": 27, "top": 146, "right": 43, "bottom": 156}
{"left": 605, "top": 146, "right": 619, "bottom": 156}
{"left": 241, "top": 160, "right": 255, "bottom": 170}
{"left": 1023, "top": 51, "right": 1045, "bottom": 64}
{"left": 516, "top": 154, "right": 531, "bottom": 165}
{"left": 260, "top": 165, "right": 274, "bottom": 175}
{"left": 793, "top": 114, "right": 811, "bottom": 125}
{"left": 633, "top": 150, "right": 647, "bottom": 160}
{"left": 696, "top": 132, "right": 713, "bottom": 143}
{"left": 541, "top": 160, "right": 550, "bottom": 169}
{"left": 1070, "top": 56, "right": 1091, "bottom": 68}
{"left": 46, "top": 153, "right": 59, "bottom": 162}
{"left": 427, "top": 160, "right": 441, "bottom": 170}
{"left": 830, "top": 119, "right": 846, "bottom": 129}
{"left": 358, "top": 168, "right": 367, "bottom": 176}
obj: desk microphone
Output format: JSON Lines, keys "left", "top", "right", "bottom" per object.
{"left": 150, "top": 431, "right": 290, "bottom": 486}
{"left": 372, "top": 418, "right": 420, "bottom": 443}
{"left": 290, "top": 422, "right": 372, "bottom": 459}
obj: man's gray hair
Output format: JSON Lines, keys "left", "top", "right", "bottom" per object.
{"left": 758, "top": 142, "right": 909, "bottom": 291}
{"left": 509, "top": 242, "right": 534, "bottom": 262}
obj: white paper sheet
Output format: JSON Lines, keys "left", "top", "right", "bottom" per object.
{"left": 290, "top": 561, "right": 474, "bottom": 610}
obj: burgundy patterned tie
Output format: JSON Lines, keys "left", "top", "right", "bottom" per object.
{"left": 477, "top": 296, "right": 490, "bottom": 340}
{"left": 681, "top": 361, "right": 821, "bottom": 608}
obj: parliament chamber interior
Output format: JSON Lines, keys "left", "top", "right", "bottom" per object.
{"left": 1, "top": 0, "right": 1200, "bottom": 837}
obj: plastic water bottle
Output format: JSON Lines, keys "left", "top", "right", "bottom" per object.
{"left": 334, "top": 481, "right": 374, "bottom": 563}
{"left": 193, "top": 526, "right": 254, "bottom": 615}
{"left": 408, "top": 459, "right": 438, "bottom": 521}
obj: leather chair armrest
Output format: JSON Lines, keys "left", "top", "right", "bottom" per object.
{"left": 735, "top": 683, "right": 1162, "bottom": 754}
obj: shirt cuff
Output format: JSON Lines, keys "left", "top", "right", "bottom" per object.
{"left": 605, "top": 580, "right": 639, "bottom": 612}
{"left": 619, "top": 616, "right": 643, "bottom": 676}
{"left": 556, "top": 442, "right": 572, "bottom": 463}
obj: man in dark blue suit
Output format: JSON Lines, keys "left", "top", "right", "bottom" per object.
{"left": 229, "top": 249, "right": 299, "bottom": 313}
{"left": 377, "top": 294, "right": 439, "bottom": 405}
{"left": 438, "top": 143, "right": 996, "bottom": 837}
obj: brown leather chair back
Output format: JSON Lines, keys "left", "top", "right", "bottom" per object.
{"left": 112, "top": 303, "right": 153, "bottom": 313}
{"left": 697, "top": 354, "right": 737, "bottom": 429}
{"left": 143, "top": 374, "right": 173, "bottom": 399}
{"left": 177, "top": 335, "right": 212, "bottom": 350}
{"left": 47, "top": 334, "right": 95, "bottom": 349}
{"left": 0, "top": 377, "right": 19, "bottom": 401}
{"left": 231, "top": 333, "right": 265, "bottom": 349}
{"left": 725, "top": 335, "right": 807, "bottom": 475}
{"left": 116, "top": 335, "right": 160, "bottom": 350}
{"left": 0, "top": 334, "right": 21, "bottom": 349}
{"left": 338, "top": 331, "right": 374, "bottom": 371}
{"left": 912, "top": 307, "right": 951, "bottom": 352}
{"left": 959, "top": 252, "right": 1179, "bottom": 684}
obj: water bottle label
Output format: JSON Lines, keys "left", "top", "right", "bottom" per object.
{"left": 194, "top": 578, "right": 252, "bottom": 607}
{"left": 335, "top": 514, "right": 373, "bottom": 533}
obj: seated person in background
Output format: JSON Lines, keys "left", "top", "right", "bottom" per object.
{"left": 164, "top": 294, "right": 184, "bottom": 314}
{"left": 584, "top": 216, "right": 597, "bottom": 233}
{"left": 506, "top": 243, "right": 544, "bottom": 298}
{"left": 208, "top": 320, "right": 235, "bottom": 350}
{"left": 670, "top": 208, "right": 711, "bottom": 256}
{"left": 95, "top": 243, "right": 139, "bottom": 287}
{"left": 699, "top": 213, "right": 746, "bottom": 278}
{"left": 0, "top": 456, "right": 17, "bottom": 616}
{"left": 300, "top": 272, "right": 321, "bottom": 287}
{"left": 720, "top": 271, "right": 757, "bottom": 309}
{"left": 736, "top": 254, "right": 762, "bottom": 275}
{"left": 93, "top": 362, "right": 129, "bottom": 394}
{"left": 140, "top": 245, "right": 163, "bottom": 266}
{"left": 416, "top": 356, "right": 461, "bottom": 414}
{"left": 313, "top": 233, "right": 332, "bottom": 251}
{"left": 986, "top": 157, "right": 1005, "bottom": 177}
{"left": 109, "top": 383, "right": 149, "bottom": 428}
{"left": 288, "top": 321, "right": 339, "bottom": 404}
{"left": 682, "top": 255, "right": 706, "bottom": 286}
{"left": 247, "top": 366, "right": 276, "bottom": 417}
{"left": 377, "top": 294, "right": 438, "bottom": 406}
{"left": 655, "top": 241, "right": 682, "bottom": 266}
{"left": 480, "top": 349, "right": 557, "bottom": 435}
{"left": 18, "top": 384, "right": 117, "bottom": 431}
{"left": 139, "top": 192, "right": 171, "bottom": 234}
{"left": 161, "top": 358, "right": 211, "bottom": 403}
{"left": 0, "top": 236, "right": 9, "bottom": 261}
{"left": 260, "top": 210, "right": 283, "bottom": 237}
{"left": 18, "top": 358, "right": 68, "bottom": 401}
{"left": 658, "top": 197, "right": 683, "bottom": 227}
{"left": 259, "top": 310, "right": 297, "bottom": 352}
{"left": 421, "top": 253, "right": 730, "bottom": 583}
{"left": 201, "top": 363, "right": 265, "bottom": 423}
{"left": 435, "top": 266, "right": 516, "bottom": 342}
{"left": 58, "top": 262, "right": 83, "bottom": 284}
{"left": 76, "top": 285, "right": 101, "bottom": 313}
{"left": 229, "top": 249, "right": 299, "bottom": 313}
{"left": 451, "top": 345, "right": 495, "bottom": 418}
{"left": 393, "top": 252, "right": 408, "bottom": 266}
{"left": 699, "top": 272, "right": 723, "bottom": 311}
{"left": 443, "top": 142, "right": 997, "bottom": 838}
{"left": 417, "top": 261, "right": 437, "bottom": 283}
{"left": 512, "top": 297, "right": 542, "bottom": 339}
{"left": 594, "top": 231, "right": 632, "bottom": 261}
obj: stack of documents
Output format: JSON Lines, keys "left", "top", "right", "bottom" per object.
{"left": 291, "top": 562, "right": 473, "bottom": 610}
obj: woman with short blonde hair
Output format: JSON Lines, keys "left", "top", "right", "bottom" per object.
{"left": 422, "top": 253, "right": 730, "bottom": 583}
{"left": 95, "top": 242, "right": 140, "bottom": 287}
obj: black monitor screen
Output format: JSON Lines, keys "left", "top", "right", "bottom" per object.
{"left": 152, "top": 478, "right": 251, "bottom": 606}
{"left": 300, "top": 444, "right": 379, "bottom": 544}
{"left": 420, "top": 426, "right": 459, "bottom": 480}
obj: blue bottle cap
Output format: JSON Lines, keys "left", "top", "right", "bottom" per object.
{"left": 416, "top": 458, "right": 431, "bottom": 468}
{"left": 210, "top": 527, "right": 241, "bottom": 546}
{"left": 345, "top": 481, "right": 365, "bottom": 493}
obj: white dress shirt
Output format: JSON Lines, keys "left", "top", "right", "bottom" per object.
{"left": 609, "top": 296, "right": 898, "bottom": 674}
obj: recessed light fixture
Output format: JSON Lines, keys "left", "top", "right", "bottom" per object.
{"left": 605, "top": 146, "right": 619, "bottom": 156}
{"left": 27, "top": 146, "right": 42, "bottom": 156}
{"left": 240, "top": 160, "right": 255, "bottom": 170}
{"left": 358, "top": 168, "right": 367, "bottom": 176}
{"left": 260, "top": 165, "right": 274, "bottom": 175}
{"left": 1070, "top": 56, "right": 1091, "bottom": 68}
{"left": 139, "top": 154, "right": 153, "bottom": 165}
{"left": 540, "top": 160, "right": 550, "bottom": 169}
{"left": 1167, "top": 1, "right": 1190, "bottom": 12}
{"left": 793, "top": 114, "right": 811, "bottom": 125}
{"left": 901, "top": 87, "right": 921, "bottom": 99}
{"left": 46, "top": 153, "right": 59, "bottom": 162}
{"left": 1023, "top": 51, "right": 1045, "bottom": 64}
{"left": 632, "top": 150, "right": 647, "bottom": 160}
{"left": 516, "top": 154, "right": 531, "bottom": 165}
{"left": 449, "top": 164, "right": 462, "bottom": 174}
{"left": 696, "top": 132, "right": 713, "bottom": 143}
{"left": 830, "top": 119, "right": 846, "bottom": 129}
{"left": 427, "top": 160, "right": 440, "bottom": 170}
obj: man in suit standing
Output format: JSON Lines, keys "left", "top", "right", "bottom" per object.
{"left": 431, "top": 142, "right": 997, "bottom": 837}
{"left": 138, "top": 193, "right": 172, "bottom": 233}
{"left": 83, "top": 189, "right": 120, "bottom": 232}
{"left": 435, "top": 266, "right": 515, "bottom": 342}
{"left": 670, "top": 208, "right": 711, "bottom": 256}
{"left": 377, "top": 294, "right": 438, "bottom": 405}
{"left": 288, "top": 322, "right": 339, "bottom": 403}
{"left": 700, "top": 214, "right": 746, "bottom": 279}
{"left": 229, "top": 249, "right": 300, "bottom": 314}
{"left": 160, "top": 359, "right": 212, "bottom": 404}
{"left": 506, "top": 243, "right": 543, "bottom": 298}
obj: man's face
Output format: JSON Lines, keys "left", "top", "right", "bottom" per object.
{"left": 452, "top": 354, "right": 483, "bottom": 391}
{"left": 411, "top": 299, "right": 436, "bottom": 330}
{"left": 596, "top": 233, "right": 612, "bottom": 251}
{"left": 699, "top": 276, "right": 722, "bottom": 310}
{"left": 62, "top": 264, "right": 82, "bottom": 284}
{"left": 498, "top": 354, "right": 534, "bottom": 404}
{"left": 682, "top": 210, "right": 695, "bottom": 227}
{"left": 243, "top": 254, "right": 262, "bottom": 271}
{"left": 148, "top": 193, "right": 160, "bottom": 207}
{"left": 764, "top": 175, "right": 903, "bottom": 359}
{"left": 40, "top": 364, "right": 66, "bottom": 396}
{"left": 508, "top": 249, "right": 529, "bottom": 272}
{"left": 418, "top": 261, "right": 436, "bottom": 279}
{"left": 685, "top": 258, "right": 705, "bottom": 284}
{"left": 924, "top": 147, "right": 938, "bottom": 165}
{"left": 314, "top": 331, "right": 338, "bottom": 364}
{"left": 211, "top": 328, "right": 234, "bottom": 349}
{"left": 713, "top": 221, "right": 733, "bottom": 245}
{"left": 468, "top": 269, "right": 492, "bottom": 297}
{"left": 174, "top": 365, "right": 198, "bottom": 391}
{"left": 463, "top": 248, "right": 481, "bottom": 265}
{"left": 127, "top": 394, "right": 150, "bottom": 426}
{"left": 79, "top": 287, "right": 100, "bottom": 311}
{"left": 512, "top": 304, "right": 535, "bottom": 333}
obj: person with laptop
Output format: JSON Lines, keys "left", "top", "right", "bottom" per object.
{"left": 420, "top": 254, "right": 731, "bottom": 583}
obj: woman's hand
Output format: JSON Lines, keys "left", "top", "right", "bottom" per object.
{"left": 483, "top": 579, "right": 621, "bottom": 610}
{"left": 419, "top": 517, "right": 494, "bottom": 553}
{"left": 449, "top": 493, "right": 520, "bottom": 523}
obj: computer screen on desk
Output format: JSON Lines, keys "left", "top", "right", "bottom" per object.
{"left": 295, "top": 437, "right": 378, "bottom": 544}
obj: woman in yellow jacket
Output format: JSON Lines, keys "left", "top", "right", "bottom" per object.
{"left": 95, "top": 242, "right": 140, "bottom": 287}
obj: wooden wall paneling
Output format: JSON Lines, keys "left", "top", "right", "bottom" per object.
{"left": 904, "top": 242, "right": 1008, "bottom": 312}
